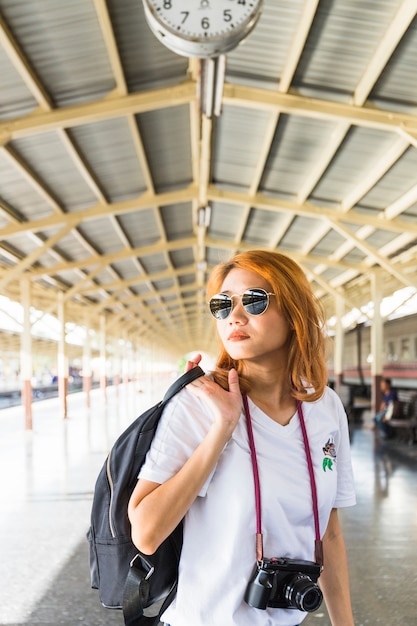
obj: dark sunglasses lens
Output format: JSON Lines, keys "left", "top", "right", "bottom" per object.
{"left": 209, "top": 294, "right": 232, "bottom": 319}
{"left": 242, "top": 289, "right": 269, "bottom": 315}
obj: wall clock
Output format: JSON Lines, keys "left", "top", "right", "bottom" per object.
{"left": 142, "top": 0, "right": 264, "bottom": 58}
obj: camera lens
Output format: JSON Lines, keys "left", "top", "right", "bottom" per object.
{"left": 284, "top": 574, "right": 323, "bottom": 612}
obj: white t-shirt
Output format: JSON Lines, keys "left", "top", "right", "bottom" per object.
{"left": 139, "top": 384, "right": 356, "bottom": 626}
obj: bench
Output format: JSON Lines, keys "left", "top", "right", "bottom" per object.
{"left": 337, "top": 384, "right": 371, "bottom": 424}
{"left": 388, "top": 391, "right": 417, "bottom": 445}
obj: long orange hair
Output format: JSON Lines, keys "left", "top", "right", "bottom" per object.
{"left": 207, "top": 250, "right": 328, "bottom": 402}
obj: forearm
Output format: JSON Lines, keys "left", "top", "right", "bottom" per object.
{"left": 129, "top": 369, "right": 242, "bottom": 555}
{"left": 320, "top": 509, "right": 355, "bottom": 626}
{"left": 128, "top": 421, "right": 231, "bottom": 554}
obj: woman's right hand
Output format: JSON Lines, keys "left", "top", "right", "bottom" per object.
{"left": 188, "top": 368, "right": 242, "bottom": 439}
{"left": 185, "top": 353, "right": 203, "bottom": 371}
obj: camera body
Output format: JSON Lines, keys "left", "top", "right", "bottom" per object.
{"left": 245, "top": 557, "right": 323, "bottom": 612}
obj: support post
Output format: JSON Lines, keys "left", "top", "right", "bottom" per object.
{"left": 122, "top": 332, "right": 130, "bottom": 385}
{"left": 82, "top": 326, "right": 92, "bottom": 409}
{"left": 99, "top": 314, "right": 107, "bottom": 401}
{"left": 370, "top": 271, "right": 384, "bottom": 415}
{"left": 334, "top": 294, "right": 345, "bottom": 397}
{"left": 57, "top": 292, "right": 68, "bottom": 418}
{"left": 113, "top": 337, "right": 121, "bottom": 391}
{"left": 20, "top": 278, "right": 33, "bottom": 430}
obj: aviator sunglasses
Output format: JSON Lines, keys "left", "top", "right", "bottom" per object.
{"left": 209, "top": 288, "right": 275, "bottom": 320}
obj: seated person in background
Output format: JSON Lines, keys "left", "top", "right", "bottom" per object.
{"left": 373, "top": 377, "right": 398, "bottom": 438}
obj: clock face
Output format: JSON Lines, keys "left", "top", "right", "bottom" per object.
{"left": 143, "top": 0, "right": 263, "bottom": 58}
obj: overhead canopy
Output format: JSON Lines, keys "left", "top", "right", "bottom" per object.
{"left": 0, "top": 0, "right": 416, "bottom": 357}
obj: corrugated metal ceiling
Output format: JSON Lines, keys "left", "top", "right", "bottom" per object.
{"left": 0, "top": 0, "right": 416, "bottom": 357}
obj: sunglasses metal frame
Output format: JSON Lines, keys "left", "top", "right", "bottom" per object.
{"left": 209, "top": 288, "right": 275, "bottom": 320}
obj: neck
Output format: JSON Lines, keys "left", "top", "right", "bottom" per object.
{"left": 242, "top": 360, "right": 289, "bottom": 394}
{"left": 242, "top": 362, "right": 296, "bottom": 425}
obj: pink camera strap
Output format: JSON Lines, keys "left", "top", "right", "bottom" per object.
{"left": 242, "top": 394, "right": 323, "bottom": 567}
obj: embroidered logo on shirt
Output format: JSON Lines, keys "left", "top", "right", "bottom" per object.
{"left": 322, "top": 438, "right": 336, "bottom": 471}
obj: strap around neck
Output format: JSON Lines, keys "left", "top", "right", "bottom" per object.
{"left": 242, "top": 394, "right": 323, "bottom": 567}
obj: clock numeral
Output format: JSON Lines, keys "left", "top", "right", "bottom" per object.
{"left": 201, "top": 16, "right": 210, "bottom": 30}
{"left": 223, "top": 10, "right": 232, "bottom": 22}
{"left": 180, "top": 11, "right": 189, "bottom": 24}
{"left": 162, "top": 0, "right": 172, "bottom": 8}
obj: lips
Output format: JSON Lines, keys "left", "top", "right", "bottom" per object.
{"left": 227, "top": 331, "right": 250, "bottom": 341}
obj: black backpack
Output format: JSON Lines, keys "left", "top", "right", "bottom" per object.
{"left": 87, "top": 366, "right": 205, "bottom": 626}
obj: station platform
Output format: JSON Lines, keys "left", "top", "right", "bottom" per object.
{"left": 0, "top": 380, "right": 416, "bottom": 626}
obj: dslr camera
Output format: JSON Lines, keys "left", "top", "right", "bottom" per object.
{"left": 245, "top": 557, "right": 323, "bottom": 612}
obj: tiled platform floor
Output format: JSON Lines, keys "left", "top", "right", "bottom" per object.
{"left": 0, "top": 380, "right": 416, "bottom": 626}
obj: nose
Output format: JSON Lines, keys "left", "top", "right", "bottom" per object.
{"left": 227, "top": 295, "right": 247, "bottom": 321}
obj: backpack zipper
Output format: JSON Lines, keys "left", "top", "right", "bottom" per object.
{"left": 106, "top": 452, "right": 116, "bottom": 538}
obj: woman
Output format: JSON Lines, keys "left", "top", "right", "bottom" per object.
{"left": 128, "top": 250, "right": 356, "bottom": 626}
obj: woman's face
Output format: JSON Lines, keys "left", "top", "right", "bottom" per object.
{"left": 214, "top": 268, "right": 291, "bottom": 365}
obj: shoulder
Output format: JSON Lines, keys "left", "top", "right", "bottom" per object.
{"left": 140, "top": 381, "right": 215, "bottom": 482}
{"left": 160, "top": 380, "right": 215, "bottom": 432}
{"left": 323, "top": 384, "right": 345, "bottom": 406}
{"left": 301, "top": 386, "right": 347, "bottom": 430}
{"left": 305, "top": 385, "right": 345, "bottom": 412}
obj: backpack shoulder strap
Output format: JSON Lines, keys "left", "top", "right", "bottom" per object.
{"left": 162, "top": 365, "right": 205, "bottom": 403}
